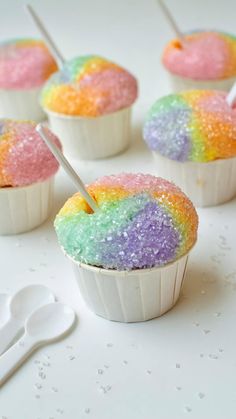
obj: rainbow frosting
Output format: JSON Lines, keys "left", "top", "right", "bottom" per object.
{"left": 0, "top": 119, "right": 61, "bottom": 187}
{"left": 143, "top": 90, "right": 236, "bottom": 162}
{"left": 0, "top": 39, "right": 57, "bottom": 89}
{"left": 162, "top": 31, "right": 236, "bottom": 81}
{"left": 41, "top": 56, "right": 138, "bottom": 117}
{"left": 55, "top": 173, "right": 198, "bottom": 271}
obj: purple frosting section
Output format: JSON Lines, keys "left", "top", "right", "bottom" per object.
{"left": 100, "top": 200, "right": 180, "bottom": 270}
{"left": 143, "top": 108, "right": 192, "bottom": 162}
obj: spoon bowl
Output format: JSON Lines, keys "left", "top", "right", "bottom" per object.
{"left": 0, "top": 285, "right": 55, "bottom": 356}
{"left": 26, "top": 303, "right": 75, "bottom": 342}
{"left": 0, "top": 302, "right": 76, "bottom": 386}
{"left": 10, "top": 284, "right": 55, "bottom": 320}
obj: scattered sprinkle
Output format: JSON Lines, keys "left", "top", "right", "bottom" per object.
{"left": 203, "top": 329, "right": 211, "bottom": 335}
{"left": 38, "top": 371, "right": 46, "bottom": 380}
{"left": 106, "top": 343, "right": 113, "bottom": 348}
{"left": 208, "top": 354, "right": 218, "bottom": 360}
{"left": 99, "top": 385, "right": 112, "bottom": 394}
{"left": 184, "top": 406, "right": 192, "bottom": 413}
{"left": 43, "top": 361, "right": 51, "bottom": 367}
{"left": 34, "top": 383, "right": 42, "bottom": 390}
{"left": 84, "top": 408, "right": 90, "bottom": 414}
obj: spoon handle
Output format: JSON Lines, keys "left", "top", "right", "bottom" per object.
{"left": 0, "top": 317, "right": 22, "bottom": 356}
{"left": 0, "top": 333, "right": 37, "bottom": 386}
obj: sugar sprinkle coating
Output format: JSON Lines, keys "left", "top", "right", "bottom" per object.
{"left": 55, "top": 173, "right": 198, "bottom": 271}
{"left": 0, "top": 39, "right": 58, "bottom": 89}
{"left": 0, "top": 119, "right": 61, "bottom": 187}
{"left": 162, "top": 31, "right": 236, "bottom": 80}
{"left": 143, "top": 90, "right": 236, "bottom": 162}
{"left": 41, "top": 56, "right": 138, "bottom": 116}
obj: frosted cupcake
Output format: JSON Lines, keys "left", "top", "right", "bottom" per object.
{"left": 41, "top": 56, "right": 138, "bottom": 159}
{"left": 162, "top": 31, "right": 236, "bottom": 91}
{"left": 55, "top": 173, "right": 198, "bottom": 322}
{"left": 143, "top": 90, "right": 236, "bottom": 207}
{"left": 0, "top": 38, "right": 57, "bottom": 120}
{"left": 0, "top": 119, "right": 61, "bottom": 234}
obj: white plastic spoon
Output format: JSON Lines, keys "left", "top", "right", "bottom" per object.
{"left": 0, "top": 285, "right": 55, "bottom": 356}
{"left": 0, "top": 303, "right": 75, "bottom": 386}
{"left": 0, "top": 294, "right": 10, "bottom": 327}
{"left": 36, "top": 124, "right": 98, "bottom": 213}
{"left": 25, "top": 4, "right": 65, "bottom": 68}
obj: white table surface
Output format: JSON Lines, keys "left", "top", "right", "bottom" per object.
{"left": 1, "top": 0, "right": 236, "bottom": 418}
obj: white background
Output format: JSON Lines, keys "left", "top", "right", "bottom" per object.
{"left": 1, "top": 0, "right": 236, "bottom": 418}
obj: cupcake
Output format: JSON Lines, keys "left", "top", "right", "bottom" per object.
{"left": 40, "top": 56, "right": 138, "bottom": 160}
{"left": 143, "top": 90, "right": 236, "bottom": 207}
{"left": 54, "top": 173, "right": 198, "bottom": 322}
{"left": 0, "top": 119, "right": 61, "bottom": 234}
{"left": 0, "top": 38, "right": 57, "bottom": 121}
{"left": 162, "top": 31, "right": 236, "bottom": 91}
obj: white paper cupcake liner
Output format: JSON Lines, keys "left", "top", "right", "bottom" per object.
{"left": 166, "top": 72, "right": 236, "bottom": 92}
{"left": 0, "top": 176, "right": 54, "bottom": 235}
{"left": 0, "top": 87, "right": 45, "bottom": 121}
{"left": 69, "top": 252, "right": 190, "bottom": 322}
{"left": 152, "top": 152, "right": 236, "bottom": 207}
{"left": 45, "top": 106, "right": 132, "bottom": 160}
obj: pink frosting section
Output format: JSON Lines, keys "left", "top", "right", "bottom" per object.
{"left": 198, "top": 91, "right": 236, "bottom": 116}
{"left": 3, "top": 121, "right": 61, "bottom": 186}
{"left": 80, "top": 68, "right": 138, "bottom": 114}
{"left": 0, "top": 41, "right": 57, "bottom": 89}
{"left": 163, "top": 33, "right": 231, "bottom": 80}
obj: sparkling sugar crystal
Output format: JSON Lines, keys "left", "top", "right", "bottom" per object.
{"left": 55, "top": 173, "right": 198, "bottom": 271}
{"left": 0, "top": 119, "right": 61, "bottom": 187}
{"left": 41, "top": 55, "right": 138, "bottom": 116}
{"left": 0, "top": 38, "right": 57, "bottom": 89}
{"left": 162, "top": 31, "right": 236, "bottom": 80}
{"left": 143, "top": 90, "right": 236, "bottom": 163}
